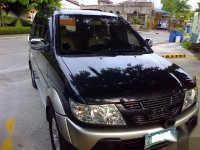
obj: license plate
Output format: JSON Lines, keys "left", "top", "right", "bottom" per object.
{"left": 145, "top": 127, "right": 177, "bottom": 149}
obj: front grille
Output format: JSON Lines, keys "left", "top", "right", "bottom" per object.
{"left": 141, "top": 94, "right": 172, "bottom": 108}
{"left": 121, "top": 93, "right": 183, "bottom": 125}
{"left": 123, "top": 101, "right": 142, "bottom": 109}
{"left": 133, "top": 107, "right": 181, "bottom": 124}
{"left": 172, "top": 93, "right": 182, "bottom": 103}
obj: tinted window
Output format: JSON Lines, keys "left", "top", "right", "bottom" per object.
{"left": 41, "top": 18, "right": 51, "bottom": 43}
{"left": 58, "top": 15, "right": 149, "bottom": 54}
{"left": 31, "top": 14, "right": 44, "bottom": 38}
{"left": 31, "top": 9, "right": 53, "bottom": 41}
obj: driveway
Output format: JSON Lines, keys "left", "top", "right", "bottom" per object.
{"left": 139, "top": 30, "right": 169, "bottom": 44}
{"left": 0, "top": 37, "right": 51, "bottom": 150}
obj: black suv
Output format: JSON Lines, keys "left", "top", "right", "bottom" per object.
{"left": 28, "top": 8, "right": 199, "bottom": 150}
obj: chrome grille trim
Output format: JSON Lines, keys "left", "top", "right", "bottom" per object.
{"left": 121, "top": 92, "right": 183, "bottom": 125}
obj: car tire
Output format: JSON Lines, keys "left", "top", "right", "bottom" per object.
{"left": 31, "top": 70, "right": 37, "bottom": 89}
{"left": 49, "top": 107, "right": 75, "bottom": 150}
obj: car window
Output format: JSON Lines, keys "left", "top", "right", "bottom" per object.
{"left": 31, "top": 10, "right": 52, "bottom": 42}
{"left": 31, "top": 14, "right": 44, "bottom": 38}
{"left": 41, "top": 18, "right": 51, "bottom": 43}
{"left": 58, "top": 15, "right": 149, "bottom": 54}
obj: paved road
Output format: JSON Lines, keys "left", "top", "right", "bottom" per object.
{"left": 0, "top": 37, "right": 199, "bottom": 150}
{"left": 0, "top": 37, "right": 51, "bottom": 150}
{"left": 139, "top": 30, "right": 169, "bottom": 44}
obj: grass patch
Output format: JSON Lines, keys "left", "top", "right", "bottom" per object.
{"left": 181, "top": 40, "right": 200, "bottom": 60}
{"left": 0, "top": 26, "right": 31, "bottom": 35}
{"left": 181, "top": 40, "right": 192, "bottom": 49}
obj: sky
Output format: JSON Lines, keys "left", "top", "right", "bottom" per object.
{"left": 109, "top": 0, "right": 200, "bottom": 10}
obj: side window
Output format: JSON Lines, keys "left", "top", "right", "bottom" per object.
{"left": 41, "top": 18, "right": 51, "bottom": 43}
{"left": 31, "top": 13, "right": 51, "bottom": 43}
{"left": 30, "top": 20, "right": 36, "bottom": 37}
{"left": 31, "top": 13, "right": 44, "bottom": 38}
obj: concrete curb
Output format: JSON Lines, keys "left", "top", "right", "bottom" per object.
{"left": 162, "top": 54, "right": 186, "bottom": 58}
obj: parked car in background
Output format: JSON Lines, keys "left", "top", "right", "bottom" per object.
{"left": 157, "top": 19, "right": 168, "bottom": 30}
{"left": 28, "top": 7, "right": 199, "bottom": 150}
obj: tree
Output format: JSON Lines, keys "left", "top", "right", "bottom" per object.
{"left": 31, "top": 0, "right": 60, "bottom": 10}
{"left": 161, "top": 0, "right": 192, "bottom": 30}
{"left": 161, "top": 0, "right": 178, "bottom": 19}
{"left": 0, "top": 0, "right": 60, "bottom": 26}
{"left": 194, "top": 3, "right": 200, "bottom": 12}
{"left": 0, "top": 0, "right": 60, "bottom": 15}
{"left": 161, "top": 0, "right": 191, "bottom": 20}
{"left": 4, "top": 1, "right": 28, "bottom": 16}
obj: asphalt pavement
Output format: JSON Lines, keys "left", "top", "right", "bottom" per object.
{"left": 139, "top": 30, "right": 169, "bottom": 45}
{"left": 0, "top": 37, "right": 51, "bottom": 150}
{"left": 0, "top": 32, "right": 199, "bottom": 150}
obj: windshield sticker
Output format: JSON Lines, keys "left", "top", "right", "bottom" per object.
{"left": 60, "top": 17, "right": 76, "bottom": 32}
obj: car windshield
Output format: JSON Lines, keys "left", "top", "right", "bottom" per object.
{"left": 58, "top": 14, "right": 150, "bottom": 54}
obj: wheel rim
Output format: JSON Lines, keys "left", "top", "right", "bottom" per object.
{"left": 52, "top": 118, "right": 60, "bottom": 150}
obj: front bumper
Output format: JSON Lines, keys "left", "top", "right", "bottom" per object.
{"left": 56, "top": 102, "right": 199, "bottom": 150}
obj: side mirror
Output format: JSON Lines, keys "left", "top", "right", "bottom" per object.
{"left": 30, "top": 38, "right": 49, "bottom": 51}
{"left": 145, "top": 38, "right": 153, "bottom": 47}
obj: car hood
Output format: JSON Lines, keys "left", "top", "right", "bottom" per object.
{"left": 61, "top": 53, "right": 196, "bottom": 104}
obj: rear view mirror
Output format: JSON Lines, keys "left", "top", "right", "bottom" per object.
{"left": 145, "top": 38, "right": 153, "bottom": 47}
{"left": 30, "top": 38, "right": 49, "bottom": 51}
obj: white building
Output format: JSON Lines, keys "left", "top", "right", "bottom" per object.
{"left": 60, "top": 0, "right": 80, "bottom": 10}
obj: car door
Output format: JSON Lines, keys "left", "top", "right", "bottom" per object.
{"left": 29, "top": 12, "right": 50, "bottom": 105}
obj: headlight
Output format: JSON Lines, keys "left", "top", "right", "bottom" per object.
{"left": 70, "top": 99, "right": 126, "bottom": 125}
{"left": 182, "top": 87, "right": 198, "bottom": 111}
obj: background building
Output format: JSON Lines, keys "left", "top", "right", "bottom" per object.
{"left": 81, "top": 0, "right": 153, "bottom": 28}
{"left": 60, "top": 0, "right": 80, "bottom": 10}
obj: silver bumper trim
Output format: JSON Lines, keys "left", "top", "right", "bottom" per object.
{"left": 66, "top": 102, "right": 199, "bottom": 150}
